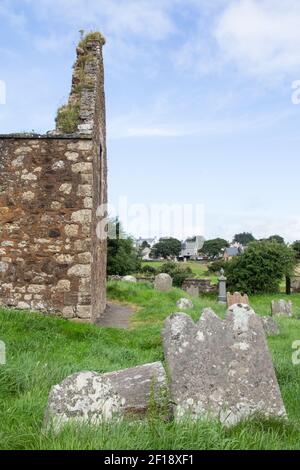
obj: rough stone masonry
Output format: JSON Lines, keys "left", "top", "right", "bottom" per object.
{"left": 0, "top": 34, "right": 107, "bottom": 322}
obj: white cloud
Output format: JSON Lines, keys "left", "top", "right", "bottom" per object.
{"left": 108, "top": 106, "right": 294, "bottom": 139}
{"left": 215, "top": 0, "right": 300, "bottom": 78}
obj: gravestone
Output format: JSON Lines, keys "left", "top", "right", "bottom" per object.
{"left": 218, "top": 269, "right": 227, "bottom": 304}
{"left": 44, "top": 362, "right": 166, "bottom": 432}
{"left": 154, "top": 273, "right": 173, "bottom": 292}
{"left": 261, "top": 317, "right": 280, "bottom": 336}
{"left": 162, "top": 304, "right": 286, "bottom": 426}
{"left": 122, "top": 276, "right": 137, "bottom": 283}
{"left": 227, "top": 292, "right": 250, "bottom": 307}
{"left": 186, "top": 286, "right": 199, "bottom": 297}
{"left": 271, "top": 300, "right": 293, "bottom": 317}
{"left": 176, "top": 298, "right": 194, "bottom": 310}
{"left": 291, "top": 277, "right": 300, "bottom": 293}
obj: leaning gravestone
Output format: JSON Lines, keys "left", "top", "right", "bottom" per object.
{"left": 154, "top": 273, "right": 173, "bottom": 292}
{"left": 162, "top": 304, "right": 286, "bottom": 426}
{"left": 176, "top": 298, "right": 194, "bottom": 310}
{"left": 271, "top": 300, "right": 293, "bottom": 317}
{"left": 227, "top": 292, "right": 250, "bottom": 307}
{"left": 44, "top": 362, "right": 166, "bottom": 432}
{"left": 261, "top": 317, "right": 280, "bottom": 336}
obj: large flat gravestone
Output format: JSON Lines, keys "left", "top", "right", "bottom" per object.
{"left": 44, "top": 362, "right": 166, "bottom": 432}
{"left": 162, "top": 304, "right": 286, "bottom": 426}
{"left": 227, "top": 292, "right": 250, "bottom": 307}
{"left": 154, "top": 273, "right": 173, "bottom": 292}
{"left": 271, "top": 300, "right": 293, "bottom": 317}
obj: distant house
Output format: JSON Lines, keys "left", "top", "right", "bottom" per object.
{"left": 223, "top": 243, "right": 244, "bottom": 261}
{"left": 141, "top": 247, "right": 152, "bottom": 261}
{"left": 135, "top": 237, "right": 158, "bottom": 249}
{"left": 179, "top": 236, "right": 204, "bottom": 260}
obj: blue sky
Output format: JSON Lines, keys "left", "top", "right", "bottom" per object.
{"left": 1, "top": 0, "right": 300, "bottom": 242}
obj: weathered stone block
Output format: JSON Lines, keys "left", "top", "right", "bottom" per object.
{"left": 44, "top": 362, "right": 167, "bottom": 432}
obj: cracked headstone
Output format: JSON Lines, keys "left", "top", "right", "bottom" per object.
{"left": 154, "top": 273, "right": 173, "bottom": 292}
{"left": 44, "top": 362, "right": 166, "bottom": 432}
{"left": 271, "top": 300, "right": 293, "bottom": 317}
{"left": 261, "top": 316, "right": 280, "bottom": 336}
{"left": 176, "top": 298, "right": 194, "bottom": 310}
{"left": 162, "top": 304, "right": 286, "bottom": 426}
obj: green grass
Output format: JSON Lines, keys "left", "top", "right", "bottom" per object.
{"left": 1, "top": 282, "right": 300, "bottom": 450}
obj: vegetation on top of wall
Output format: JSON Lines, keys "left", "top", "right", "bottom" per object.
{"left": 78, "top": 31, "right": 106, "bottom": 47}
{"left": 55, "top": 31, "right": 105, "bottom": 134}
{"left": 55, "top": 103, "right": 81, "bottom": 134}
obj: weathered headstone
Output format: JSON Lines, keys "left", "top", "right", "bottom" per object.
{"left": 291, "top": 277, "right": 300, "bottom": 293}
{"left": 218, "top": 269, "right": 227, "bottom": 304}
{"left": 227, "top": 292, "right": 250, "bottom": 307}
{"left": 44, "top": 362, "right": 166, "bottom": 432}
{"left": 271, "top": 300, "right": 293, "bottom": 317}
{"left": 162, "top": 304, "right": 286, "bottom": 426}
{"left": 122, "top": 275, "right": 137, "bottom": 283}
{"left": 154, "top": 273, "right": 173, "bottom": 292}
{"left": 186, "top": 285, "right": 199, "bottom": 298}
{"left": 176, "top": 298, "right": 194, "bottom": 310}
{"left": 261, "top": 316, "right": 280, "bottom": 336}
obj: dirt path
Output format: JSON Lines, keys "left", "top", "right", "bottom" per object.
{"left": 97, "top": 301, "right": 136, "bottom": 329}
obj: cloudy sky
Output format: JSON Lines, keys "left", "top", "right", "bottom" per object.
{"left": 1, "top": 0, "right": 300, "bottom": 241}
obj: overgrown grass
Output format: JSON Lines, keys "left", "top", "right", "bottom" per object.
{"left": 1, "top": 282, "right": 300, "bottom": 450}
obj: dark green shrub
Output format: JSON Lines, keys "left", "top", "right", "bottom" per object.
{"left": 226, "top": 241, "right": 295, "bottom": 294}
{"left": 208, "top": 259, "right": 226, "bottom": 274}
{"left": 140, "top": 265, "right": 158, "bottom": 276}
{"left": 159, "top": 262, "right": 192, "bottom": 288}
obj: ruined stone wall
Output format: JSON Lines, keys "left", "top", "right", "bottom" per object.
{"left": 0, "top": 35, "right": 107, "bottom": 322}
{"left": 182, "top": 278, "right": 218, "bottom": 294}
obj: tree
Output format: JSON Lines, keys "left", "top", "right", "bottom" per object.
{"left": 141, "top": 241, "right": 150, "bottom": 249}
{"left": 107, "top": 219, "right": 141, "bottom": 276}
{"left": 292, "top": 241, "right": 300, "bottom": 260}
{"left": 233, "top": 232, "right": 255, "bottom": 245}
{"left": 226, "top": 240, "right": 295, "bottom": 294}
{"left": 151, "top": 238, "right": 182, "bottom": 259}
{"left": 267, "top": 235, "right": 285, "bottom": 244}
{"left": 200, "top": 238, "right": 229, "bottom": 259}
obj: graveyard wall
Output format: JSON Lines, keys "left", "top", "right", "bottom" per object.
{"left": 0, "top": 35, "right": 107, "bottom": 322}
{"left": 182, "top": 278, "right": 218, "bottom": 294}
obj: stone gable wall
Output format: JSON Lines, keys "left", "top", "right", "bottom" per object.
{"left": 0, "top": 37, "right": 107, "bottom": 322}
